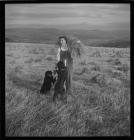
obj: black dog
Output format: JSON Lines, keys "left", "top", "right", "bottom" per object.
{"left": 53, "top": 61, "right": 68, "bottom": 102}
{"left": 40, "top": 70, "right": 56, "bottom": 94}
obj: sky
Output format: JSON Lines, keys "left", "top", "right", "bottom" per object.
{"left": 5, "top": 4, "right": 130, "bottom": 29}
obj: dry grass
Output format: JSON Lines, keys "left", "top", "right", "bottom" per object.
{"left": 5, "top": 42, "right": 130, "bottom": 136}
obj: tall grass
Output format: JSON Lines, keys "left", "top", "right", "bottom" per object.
{"left": 6, "top": 42, "right": 130, "bottom": 136}
{"left": 6, "top": 72, "right": 130, "bottom": 136}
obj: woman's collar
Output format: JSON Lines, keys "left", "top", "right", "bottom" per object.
{"left": 60, "top": 47, "right": 68, "bottom": 51}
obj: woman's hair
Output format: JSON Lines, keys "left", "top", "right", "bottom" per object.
{"left": 57, "top": 36, "right": 68, "bottom": 47}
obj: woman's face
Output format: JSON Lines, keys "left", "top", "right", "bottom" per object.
{"left": 60, "top": 38, "right": 67, "bottom": 46}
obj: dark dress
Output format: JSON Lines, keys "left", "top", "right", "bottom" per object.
{"left": 59, "top": 50, "right": 73, "bottom": 94}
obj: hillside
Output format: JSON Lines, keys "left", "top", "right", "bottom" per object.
{"left": 5, "top": 28, "right": 130, "bottom": 48}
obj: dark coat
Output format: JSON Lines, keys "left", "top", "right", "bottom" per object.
{"left": 60, "top": 50, "right": 73, "bottom": 94}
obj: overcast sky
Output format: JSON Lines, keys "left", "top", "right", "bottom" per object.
{"left": 5, "top": 4, "right": 130, "bottom": 29}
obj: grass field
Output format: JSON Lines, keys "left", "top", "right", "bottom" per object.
{"left": 5, "top": 42, "right": 130, "bottom": 136}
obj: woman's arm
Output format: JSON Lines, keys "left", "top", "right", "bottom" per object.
{"left": 64, "top": 59, "right": 67, "bottom": 66}
{"left": 57, "top": 48, "right": 60, "bottom": 61}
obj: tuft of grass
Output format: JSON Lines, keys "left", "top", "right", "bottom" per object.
{"left": 81, "top": 67, "right": 90, "bottom": 74}
{"left": 115, "top": 51, "right": 124, "bottom": 58}
{"left": 29, "top": 48, "right": 39, "bottom": 54}
{"left": 90, "top": 74, "right": 107, "bottom": 87}
{"left": 116, "top": 63, "right": 129, "bottom": 74}
{"left": 107, "top": 58, "right": 122, "bottom": 66}
{"left": 74, "top": 67, "right": 90, "bottom": 76}
{"left": 90, "top": 50, "right": 101, "bottom": 57}
{"left": 79, "top": 60, "right": 86, "bottom": 65}
{"left": 34, "top": 58, "right": 42, "bottom": 63}
{"left": 45, "top": 55, "right": 54, "bottom": 61}
{"left": 25, "top": 58, "right": 34, "bottom": 63}
{"left": 6, "top": 53, "right": 13, "bottom": 57}
{"left": 91, "top": 64, "right": 101, "bottom": 71}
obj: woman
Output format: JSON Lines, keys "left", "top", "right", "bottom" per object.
{"left": 57, "top": 36, "right": 73, "bottom": 95}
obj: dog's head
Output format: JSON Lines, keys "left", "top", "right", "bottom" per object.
{"left": 56, "top": 61, "right": 66, "bottom": 70}
{"left": 45, "top": 71, "right": 53, "bottom": 78}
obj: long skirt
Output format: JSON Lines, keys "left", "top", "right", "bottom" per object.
{"left": 66, "top": 60, "right": 73, "bottom": 94}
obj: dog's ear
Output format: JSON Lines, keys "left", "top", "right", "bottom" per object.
{"left": 45, "top": 71, "right": 49, "bottom": 77}
{"left": 57, "top": 61, "right": 62, "bottom": 70}
{"left": 48, "top": 72, "right": 53, "bottom": 77}
{"left": 50, "top": 71, "right": 52, "bottom": 75}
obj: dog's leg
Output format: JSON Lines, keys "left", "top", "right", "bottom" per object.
{"left": 40, "top": 84, "right": 45, "bottom": 94}
{"left": 53, "top": 89, "right": 58, "bottom": 102}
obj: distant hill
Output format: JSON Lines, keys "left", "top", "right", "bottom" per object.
{"left": 5, "top": 28, "right": 130, "bottom": 48}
